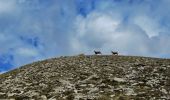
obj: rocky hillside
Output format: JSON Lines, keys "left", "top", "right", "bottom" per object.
{"left": 0, "top": 55, "right": 170, "bottom": 100}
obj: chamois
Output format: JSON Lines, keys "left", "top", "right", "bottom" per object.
{"left": 111, "top": 51, "right": 118, "bottom": 55}
{"left": 94, "top": 50, "right": 102, "bottom": 55}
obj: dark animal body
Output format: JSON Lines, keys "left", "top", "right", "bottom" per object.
{"left": 94, "top": 51, "right": 102, "bottom": 55}
{"left": 111, "top": 51, "right": 118, "bottom": 55}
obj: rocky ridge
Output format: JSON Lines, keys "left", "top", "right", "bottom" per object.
{"left": 0, "top": 55, "right": 170, "bottom": 99}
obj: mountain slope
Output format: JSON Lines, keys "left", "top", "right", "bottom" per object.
{"left": 0, "top": 55, "right": 170, "bottom": 99}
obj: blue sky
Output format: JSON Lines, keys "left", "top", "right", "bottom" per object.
{"left": 0, "top": 0, "right": 170, "bottom": 73}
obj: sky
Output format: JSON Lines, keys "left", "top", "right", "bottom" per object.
{"left": 0, "top": 0, "right": 170, "bottom": 73}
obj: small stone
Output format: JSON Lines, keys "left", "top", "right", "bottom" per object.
{"left": 41, "top": 95, "right": 47, "bottom": 100}
{"left": 132, "top": 83, "right": 138, "bottom": 86}
{"left": 161, "top": 88, "right": 168, "bottom": 94}
{"left": 125, "top": 88, "right": 136, "bottom": 96}
{"left": 110, "top": 94, "right": 115, "bottom": 97}
{"left": 113, "top": 77, "right": 126, "bottom": 82}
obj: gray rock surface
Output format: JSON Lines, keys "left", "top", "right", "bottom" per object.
{"left": 0, "top": 55, "right": 170, "bottom": 100}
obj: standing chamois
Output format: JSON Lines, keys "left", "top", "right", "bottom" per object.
{"left": 94, "top": 50, "right": 102, "bottom": 55}
{"left": 111, "top": 51, "right": 118, "bottom": 55}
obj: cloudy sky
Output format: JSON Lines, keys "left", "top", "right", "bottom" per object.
{"left": 0, "top": 0, "right": 170, "bottom": 72}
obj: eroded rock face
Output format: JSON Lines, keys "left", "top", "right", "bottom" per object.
{"left": 0, "top": 55, "right": 170, "bottom": 100}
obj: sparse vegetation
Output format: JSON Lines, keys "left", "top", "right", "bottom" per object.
{"left": 0, "top": 55, "right": 170, "bottom": 99}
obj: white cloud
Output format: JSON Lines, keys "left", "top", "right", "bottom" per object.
{"left": 16, "top": 48, "right": 39, "bottom": 57}
{"left": 71, "top": 3, "right": 170, "bottom": 57}
{"left": 133, "top": 15, "right": 164, "bottom": 38}
{"left": 76, "top": 14, "right": 119, "bottom": 38}
{"left": 0, "top": 0, "right": 17, "bottom": 13}
{"left": 71, "top": 12, "right": 151, "bottom": 56}
{"left": 0, "top": 0, "right": 78, "bottom": 68}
